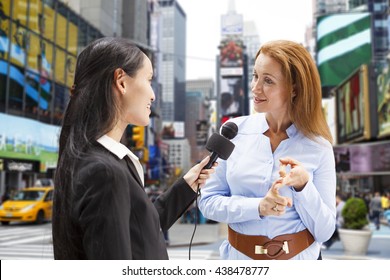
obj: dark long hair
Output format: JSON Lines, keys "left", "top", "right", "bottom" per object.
{"left": 52, "top": 37, "right": 144, "bottom": 258}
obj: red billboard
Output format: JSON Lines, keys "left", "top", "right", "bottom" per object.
{"left": 335, "top": 65, "right": 371, "bottom": 144}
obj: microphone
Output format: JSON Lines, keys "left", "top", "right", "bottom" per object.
{"left": 189, "top": 121, "right": 238, "bottom": 260}
{"left": 204, "top": 122, "right": 238, "bottom": 169}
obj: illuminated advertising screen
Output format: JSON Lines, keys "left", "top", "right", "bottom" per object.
{"left": 219, "top": 38, "right": 244, "bottom": 77}
{"left": 375, "top": 63, "right": 390, "bottom": 138}
{"left": 219, "top": 76, "right": 243, "bottom": 119}
{"left": 334, "top": 141, "right": 390, "bottom": 174}
{"left": 317, "top": 12, "right": 371, "bottom": 88}
{"left": 0, "top": 113, "right": 59, "bottom": 172}
{"left": 335, "top": 65, "right": 371, "bottom": 144}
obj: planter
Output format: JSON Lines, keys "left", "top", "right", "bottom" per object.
{"left": 338, "top": 227, "right": 373, "bottom": 255}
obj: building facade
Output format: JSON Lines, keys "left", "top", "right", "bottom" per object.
{"left": 185, "top": 79, "right": 214, "bottom": 164}
{"left": 163, "top": 138, "right": 191, "bottom": 177}
{"left": 158, "top": 0, "right": 186, "bottom": 123}
{"left": 0, "top": 0, "right": 104, "bottom": 195}
{"left": 315, "top": 0, "right": 390, "bottom": 196}
{"left": 242, "top": 20, "right": 260, "bottom": 114}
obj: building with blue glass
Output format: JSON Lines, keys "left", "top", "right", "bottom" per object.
{"left": 0, "top": 0, "right": 103, "bottom": 195}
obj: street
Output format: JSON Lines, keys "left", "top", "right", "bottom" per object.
{"left": 0, "top": 221, "right": 389, "bottom": 260}
{"left": 0, "top": 222, "right": 53, "bottom": 259}
{"left": 0, "top": 222, "right": 220, "bottom": 260}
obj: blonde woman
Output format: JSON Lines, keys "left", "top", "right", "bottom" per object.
{"left": 199, "top": 40, "right": 336, "bottom": 260}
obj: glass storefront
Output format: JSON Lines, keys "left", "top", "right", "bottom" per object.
{"left": 0, "top": 0, "right": 103, "bottom": 195}
{"left": 0, "top": 0, "right": 102, "bottom": 124}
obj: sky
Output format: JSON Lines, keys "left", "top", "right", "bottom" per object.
{"left": 176, "top": 0, "right": 313, "bottom": 80}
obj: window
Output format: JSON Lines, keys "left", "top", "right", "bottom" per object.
{"left": 43, "top": 3, "right": 55, "bottom": 41}
{"left": 27, "top": 32, "right": 40, "bottom": 71}
{"left": 12, "top": 0, "right": 28, "bottom": 26}
{"left": 65, "top": 54, "right": 76, "bottom": 87}
{"left": 54, "top": 47, "right": 65, "bottom": 84}
{"left": 0, "top": 17, "right": 10, "bottom": 60}
{"left": 55, "top": 11, "right": 67, "bottom": 49}
{"left": 0, "top": 67, "right": 6, "bottom": 112}
{"left": 53, "top": 83, "right": 68, "bottom": 125}
{"left": 28, "top": 0, "right": 43, "bottom": 34}
{"left": 10, "top": 21, "right": 27, "bottom": 68}
{"left": 24, "top": 70, "right": 39, "bottom": 119}
{"left": 67, "top": 13, "right": 78, "bottom": 55}
{"left": 8, "top": 63, "right": 24, "bottom": 111}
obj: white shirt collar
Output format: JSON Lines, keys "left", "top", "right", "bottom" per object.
{"left": 96, "top": 134, "right": 140, "bottom": 163}
{"left": 97, "top": 134, "right": 144, "bottom": 186}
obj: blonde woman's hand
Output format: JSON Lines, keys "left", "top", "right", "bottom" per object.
{"left": 258, "top": 178, "right": 293, "bottom": 216}
{"left": 279, "top": 157, "right": 309, "bottom": 192}
{"left": 183, "top": 156, "right": 217, "bottom": 192}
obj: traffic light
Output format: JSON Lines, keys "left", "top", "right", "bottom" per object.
{"left": 132, "top": 126, "right": 145, "bottom": 148}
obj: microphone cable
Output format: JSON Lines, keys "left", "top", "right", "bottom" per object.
{"left": 188, "top": 184, "right": 201, "bottom": 260}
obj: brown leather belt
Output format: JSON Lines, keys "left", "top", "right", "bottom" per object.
{"left": 228, "top": 226, "right": 314, "bottom": 260}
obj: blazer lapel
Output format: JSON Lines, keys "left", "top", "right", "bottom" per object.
{"left": 124, "top": 157, "right": 144, "bottom": 187}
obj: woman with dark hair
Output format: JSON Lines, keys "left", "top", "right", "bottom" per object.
{"left": 52, "top": 37, "right": 215, "bottom": 260}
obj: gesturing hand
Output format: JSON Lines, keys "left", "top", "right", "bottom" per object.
{"left": 258, "top": 178, "right": 293, "bottom": 217}
{"left": 279, "top": 157, "right": 309, "bottom": 192}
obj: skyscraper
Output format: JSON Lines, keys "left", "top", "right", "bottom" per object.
{"left": 159, "top": 0, "right": 186, "bottom": 123}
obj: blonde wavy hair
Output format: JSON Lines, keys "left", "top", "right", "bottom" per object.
{"left": 256, "top": 40, "right": 333, "bottom": 144}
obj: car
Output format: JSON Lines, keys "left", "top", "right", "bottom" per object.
{"left": 0, "top": 187, "right": 54, "bottom": 225}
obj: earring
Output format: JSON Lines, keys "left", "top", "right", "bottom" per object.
{"left": 123, "top": 90, "right": 126, "bottom": 94}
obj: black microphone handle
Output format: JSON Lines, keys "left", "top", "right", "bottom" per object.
{"left": 204, "top": 152, "right": 219, "bottom": 169}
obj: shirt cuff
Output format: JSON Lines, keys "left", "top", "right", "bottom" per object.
{"left": 290, "top": 180, "right": 312, "bottom": 202}
{"left": 244, "top": 197, "right": 263, "bottom": 220}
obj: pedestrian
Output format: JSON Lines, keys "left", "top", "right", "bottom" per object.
{"left": 199, "top": 40, "right": 336, "bottom": 260}
{"left": 381, "top": 192, "right": 389, "bottom": 211}
{"left": 52, "top": 37, "right": 216, "bottom": 260}
{"left": 370, "top": 192, "right": 382, "bottom": 230}
{"left": 363, "top": 192, "right": 372, "bottom": 216}
{"left": 321, "top": 194, "right": 345, "bottom": 250}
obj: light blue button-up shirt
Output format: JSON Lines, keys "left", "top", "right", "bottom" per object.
{"left": 198, "top": 113, "right": 336, "bottom": 260}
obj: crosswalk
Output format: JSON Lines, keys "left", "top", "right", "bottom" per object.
{"left": 168, "top": 249, "right": 216, "bottom": 260}
{"left": 0, "top": 223, "right": 53, "bottom": 259}
{"left": 0, "top": 244, "right": 54, "bottom": 259}
{"left": 0, "top": 224, "right": 218, "bottom": 260}
{"left": 0, "top": 246, "right": 214, "bottom": 260}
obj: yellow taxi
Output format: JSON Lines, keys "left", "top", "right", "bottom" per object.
{"left": 0, "top": 187, "right": 54, "bottom": 225}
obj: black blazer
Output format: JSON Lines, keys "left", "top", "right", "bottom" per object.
{"left": 55, "top": 144, "right": 196, "bottom": 260}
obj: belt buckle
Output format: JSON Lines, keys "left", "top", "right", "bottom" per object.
{"left": 255, "top": 240, "right": 290, "bottom": 258}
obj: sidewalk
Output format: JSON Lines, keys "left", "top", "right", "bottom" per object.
{"left": 168, "top": 222, "right": 390, "bottom": 260}
{"left": 168, "top": 222, "right": 222, "bottom": 247}
{"left": 321, "top": 222, "right": 390, "bottom": 260}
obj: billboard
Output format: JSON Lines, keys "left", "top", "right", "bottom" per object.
{"left": 317, "top": 12, "right": 372, "bottom": 89}
{"left": 375, "top": 62, "right": 390, "bottom": 138}
{"left": 219, "top": 38, "right": 244, "bottom": 77}
{"left": 335, "top": 65, "right": 371, "bottom": 144}
{"left": 334, "top": 141, "right": 390, "bottom": 174}
{"left": 162, "top": 121, "right": 185, "bottom": 139}
{"left": 0, "top": 113, "right": 60, "bottom": 172}
{"left": 219, "top": 76, "right": 244, "bottom": 120}
{"left": 196, "top": 120, "right": 208, "bottom": 146}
